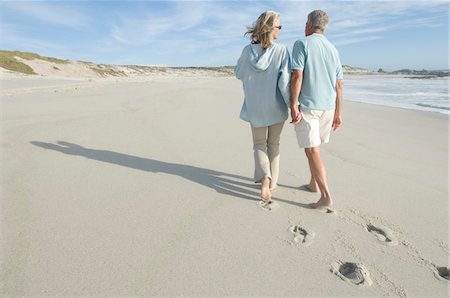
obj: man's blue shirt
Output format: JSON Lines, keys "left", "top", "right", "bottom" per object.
{"left": 291, "top": 33, "right": 343, "bottom": 110}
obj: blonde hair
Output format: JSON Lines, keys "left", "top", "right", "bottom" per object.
{"left": 245, "top": 11, "right": 280, "bottom": 49}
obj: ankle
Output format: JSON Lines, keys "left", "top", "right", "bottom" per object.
{"left": 262, "top": 176, "right": 271, "bottom": 188}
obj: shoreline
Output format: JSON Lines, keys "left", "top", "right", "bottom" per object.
{"left": 344, "top": 98, "right": 450, "bottom": 117}
{"left": 2, "top": 72, "right": 448, "bottom": 117}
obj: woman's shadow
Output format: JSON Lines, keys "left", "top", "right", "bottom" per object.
{"left": 30, "top": 141, "right": 308, "bottom": 207}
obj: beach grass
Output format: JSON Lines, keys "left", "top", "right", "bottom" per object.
{"left": 0, "top": 50, "right": 70, "bottom": 75}
{"left": 0, "top": 50, "right": 69, "bottom": 64}
{"left": 78, "top": 61, "right": 127, "bottom": 77}
{"left": 90, "top": 67, "right": 127, "bottom": 77}
{"left": 0, "top": 54, "right": 36, "bottom": 74}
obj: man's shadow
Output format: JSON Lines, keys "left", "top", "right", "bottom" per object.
{"left": 30, "top": 141, "right": 309, "bottom": 208}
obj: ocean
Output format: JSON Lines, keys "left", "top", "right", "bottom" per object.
{"left": 344, "top": 76, "right": 449, "bottom": 115}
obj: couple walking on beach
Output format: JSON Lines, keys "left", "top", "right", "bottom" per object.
{"left": 235, "top": 10, "right": 343, "bottom": 209}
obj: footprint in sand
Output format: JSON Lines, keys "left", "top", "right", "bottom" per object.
{"left": 365, "top": 224, "right": 398, "bottom": 246}
{"left": 257, "top": 201, "right": 280, "bottom": 211}
{"left": 288, "top": 225, "right": 315, "bottom": 246}
{"left": 331, "top": 261, "right": 373, "bottom": 286}
{"left": 287, "top": 171, "right": 299, "bottom": 177}
{"left": 434, "top": 266, "right": 450, "bottom": 281}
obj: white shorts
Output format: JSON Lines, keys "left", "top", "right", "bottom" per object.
{"left": 295, "top": 108, "right": 335, "bottom": 148}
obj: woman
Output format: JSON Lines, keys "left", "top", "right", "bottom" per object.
{"left": 235, "top": 11, "right": 291, "bottom": 206}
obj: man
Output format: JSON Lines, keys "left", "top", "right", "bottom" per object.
{"left": 290, "top": 10, "right": 343, "bottom": 209}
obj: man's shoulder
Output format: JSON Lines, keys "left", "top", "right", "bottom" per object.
{"left": 294, "top": 37, "right": 308, "bottom": 45}
{"left": 320, "top": 36, "right": 339, "bottom": 50}
{"left": 293, "top": 38, "right": 308, "bottom": 52}
{"left": 324, "top": 39, "right": 340, "bottom": 56}
{"left": 306, "top": 34, "right": 325, "bottom": 45}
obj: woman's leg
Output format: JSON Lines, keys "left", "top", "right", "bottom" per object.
{"left": 251, "top": 125, "right": 271, "bottom": 183}
{"left": 251, "top": 125, "right": 272, "bottom": 202}
{"left": 267, "top": 122, "right": 284, "bottom": 190}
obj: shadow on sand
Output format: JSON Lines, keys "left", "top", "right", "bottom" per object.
{"left": 30, "top": 141, "right": 310, "bottom": 208}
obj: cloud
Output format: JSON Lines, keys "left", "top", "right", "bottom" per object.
{"left": 93, "top": 0, "right": 447, "bottom": 66}
{"left": 334, "top": 35, "right": 384, "bottom": 46}
{"left": 273, "top": 1, "right": 448, "bottom": 48}
{"left": 3, "top": 0, "right": 446, "bottom": 67}
{"left": 0, "top": 20, "right": 64, "bottom": 50}
{"left": 0, "top": 1, "right": 91, "bottom": 28}
{"left": 110, "top": 17, "right": 174, "bottom": 45}
{"left": 106, "top": 1, "right": 257, "bottom": 46}
{"left": 107, "top": 6, "right": 202, "bottom": 45}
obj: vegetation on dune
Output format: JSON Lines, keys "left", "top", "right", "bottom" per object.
{"left": 79, "top": 61, "right": 127, "bottom": 77}
{"left": 0, "top": 50, "right": 70, "bottom": 74}
{"left": 91, "top": 68, "right": 127, "bottom": 77}
{"left": 0, "top": 54, "right": 36, "bottom": 74}
{"left": 0, "top": 50, "right": 69, "bottom": 64}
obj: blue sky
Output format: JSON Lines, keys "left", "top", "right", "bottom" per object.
{"left": 0, "top": 0, "right": 448, "bottom": 71}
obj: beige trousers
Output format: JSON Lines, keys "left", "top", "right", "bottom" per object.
{"left": 250, "top": 122, "right": 284, "bottom": 189}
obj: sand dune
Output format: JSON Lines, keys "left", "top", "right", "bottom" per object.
{"left": 0, "top": 50, "right": 234, "bottom": 79}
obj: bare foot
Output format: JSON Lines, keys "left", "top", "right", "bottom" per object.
{"left": 261, "top": 186, "right": 272, "bottom": 204}
{"left": 260, "top": 177, "right": 272, "bottom": 203}
{"left": 305, "top": 183, "right": 318, "bottom": 193}
{"left": 309, "top": 197, "right": 332, "bottom": 209}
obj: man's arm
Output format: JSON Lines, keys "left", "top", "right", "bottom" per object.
{"left": 332, "top": 79, "right": 343, "bottom": 131}
{"left": 290, "top": 69, "right": 303, "bottom": 124}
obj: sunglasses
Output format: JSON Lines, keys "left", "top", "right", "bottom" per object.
{"left": 275, "top": 25, "right": 282, "bottom": 30}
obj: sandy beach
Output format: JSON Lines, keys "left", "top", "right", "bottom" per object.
{"left": 1, "top": 73, "right": 448, "bottom": 296}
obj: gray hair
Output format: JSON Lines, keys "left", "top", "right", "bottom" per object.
{"left": 307, "top": 10, "right": 328, "bottom": 31}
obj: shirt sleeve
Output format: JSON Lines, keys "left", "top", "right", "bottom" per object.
{"left": 291, "top": 39, "right": 306, "bottom": 70}
{"left": 234, "top": 47, "right": 246, "bottom": 80}
{"left": 277, "top": 45, "right": 291, "bottom": 105}
{"left": 336, "top": 60, "right": 343, "bottom": 80}
{"left": 336, "top": 52, "right": 343, "bottom": 80}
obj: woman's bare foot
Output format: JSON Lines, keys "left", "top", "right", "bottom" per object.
{"left": 309, "top": 197, "right": 332, "bottom": 209}
{"left": 261, "top": 187, "right": 272, "bottom": 203}
{"left": 260, "top": 177, "right": 272, "bottom": 204}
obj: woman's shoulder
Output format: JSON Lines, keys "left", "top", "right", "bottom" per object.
{"left": 272, "top": 43, "right": 289, "bottom": 54}
{"left": 272, "top": 42, "right": 286, "bottom": 48}
{"left": 241, "top": 44, "right": 252, "bottom": 51}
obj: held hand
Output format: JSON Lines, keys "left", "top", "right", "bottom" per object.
{"left": 332, "top": 114, "right": 342, "bottom": 131}
{"left": 290, "top": 106, "right": 302, "bottom": 124}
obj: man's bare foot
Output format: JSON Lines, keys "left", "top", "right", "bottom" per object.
{"left": 309, "top": 197, "right": 332, "bottom": 209}
{"left": 305, "top": 183, "right": 318, "bottom": 193}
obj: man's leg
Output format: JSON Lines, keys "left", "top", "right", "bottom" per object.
{"left": 307, "top": 170, "right": 318, "bottom": 192}
{"left": 304, "top": 146, "right": 332, "bottom": 208}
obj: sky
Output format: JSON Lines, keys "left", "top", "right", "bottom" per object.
{"left": 0, "top": 0, "right": 448, "bottom": 71}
